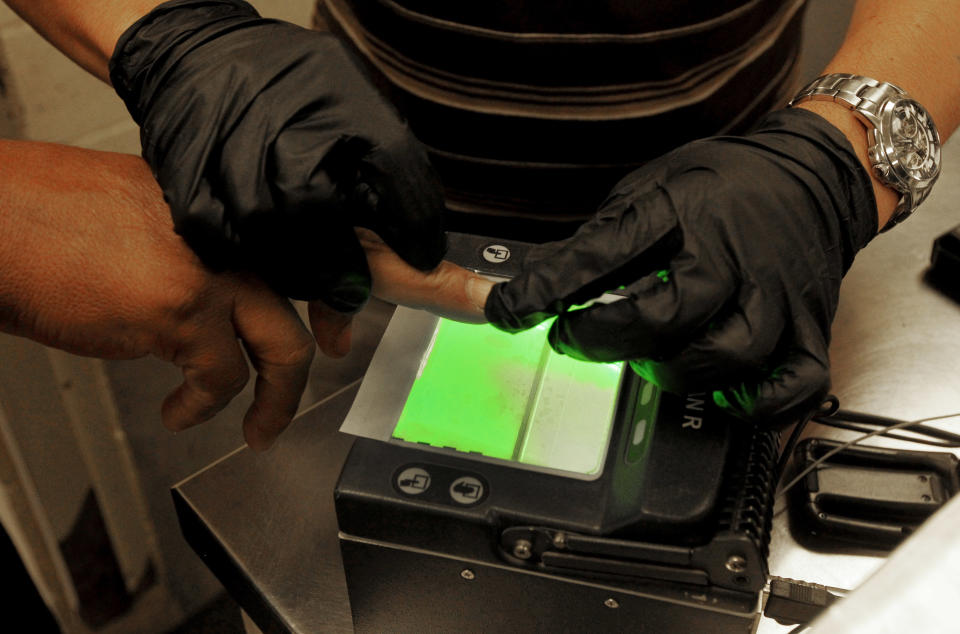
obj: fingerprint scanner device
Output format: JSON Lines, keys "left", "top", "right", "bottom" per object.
{"left": 335, "top": 233, "right": 780, "bottom": 633}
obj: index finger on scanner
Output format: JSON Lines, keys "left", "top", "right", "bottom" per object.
{"left": 357, "top": 228, "right": 494, "bottom": 323}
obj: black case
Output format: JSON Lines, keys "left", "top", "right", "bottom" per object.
{"left": 790, "top": 438, "right": 960, "bottom": 549}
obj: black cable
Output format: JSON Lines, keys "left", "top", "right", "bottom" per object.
{"left": 775, "top": 395, "right": 839, "bottom": 483}
{"left": 765, "top": 576, "right": 844, "bottom": 629}
{"left": 811, "top": 418, "right": 960, "bottom": 448}
{"left": 777, "top": 409, "right": 960, "bottom": 498}
{"left": 815, "top": 408, "right": 960, "bottom": 447}
{"left": 767, "top": 403, "right": 959, "bottom": 628}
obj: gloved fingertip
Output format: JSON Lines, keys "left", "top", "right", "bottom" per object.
{"left": 483, "top": 282, "right": 522, "bottom": 332}
{"left": 712, "top": 372, "right": 830, "bottom": 429}
{"left": 322, "top": 287, "right": 370, "bottom": 315}
{"left": 548, "top": 320, "right": 578, "bottom": 358}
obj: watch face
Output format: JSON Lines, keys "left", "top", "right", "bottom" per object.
{"left": 881, "top": 98, "right": 941, "bottom": 184}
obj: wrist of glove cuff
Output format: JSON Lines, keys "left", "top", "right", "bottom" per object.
{"left": 110, "top": 0, "right": 262, "bottom": 126}
{"left": 747, "top": 107, "right": 878, "bottom": 268}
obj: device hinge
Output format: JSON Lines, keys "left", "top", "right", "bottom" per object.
{"left": 500, "top": 526, "right": 734, "bottom": 588}
{"left": 500, "top": 526, "right": 767, "bottom": 592}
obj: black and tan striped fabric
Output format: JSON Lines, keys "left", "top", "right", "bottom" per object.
{"left": 316, "top": 0, "right": 807, "bottom": 239}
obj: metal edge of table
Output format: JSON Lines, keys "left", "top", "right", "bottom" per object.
{"left": 173, "top": 383, "right": 361, "bottom": 634}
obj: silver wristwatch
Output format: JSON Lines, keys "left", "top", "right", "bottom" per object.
{"left": 789, "top": 73, "right": 941, "bottom": 231}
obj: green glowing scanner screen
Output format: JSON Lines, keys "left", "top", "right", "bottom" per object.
{"left": 391, "top": 319, "right": 624, "bottom": 477}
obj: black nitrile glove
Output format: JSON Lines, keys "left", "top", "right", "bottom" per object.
{"left": 485, "top": 108, "right": 878, "bottom": 427}
{"left": 109, "top": 0, "right": 445, "bottom": 310}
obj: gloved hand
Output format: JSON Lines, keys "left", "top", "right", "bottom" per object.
{"left": 485, "top": 109, "right": 878, "bottom": 427}
{"left": 109, "top": 0, "right": 445, "bottom": 310}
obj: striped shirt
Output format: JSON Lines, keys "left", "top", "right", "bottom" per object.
{"left": 317, "top": 0, "right": 806, "bottom": 237}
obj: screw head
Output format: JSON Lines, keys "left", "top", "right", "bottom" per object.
{"left": 725, "top": 555, "right": 747, "bottom": 573}
{"left": 512, "top": 539, "right": 533, "bottom": 560}
{"left": 604, "top": 598, "right": 620, "bottom": 609}
{"left": 552, "top": 532, "right": 567, "bottom": 549}
{"left": 460, "top": 569, "right": 476, "bottom": 581}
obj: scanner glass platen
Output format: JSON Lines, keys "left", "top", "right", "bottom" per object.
{"left": 390, "top": 318, "right": 624, "bottom": 478}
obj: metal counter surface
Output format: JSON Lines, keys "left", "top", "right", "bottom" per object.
{"left": 173, "top": 142, "right": 960, "bottom": 634}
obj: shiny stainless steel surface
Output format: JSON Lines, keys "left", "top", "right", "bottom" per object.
{"left": 756, "top": 137, "right": 960, "bottom": 633}
{"left": 173, "top": 141, "right": 960, "bottom": 634}
{"left": 173, "top": 383, "right": 359, "bottom": 633}
{"left": 338, "top": 306, "right": 438, "bottom": 443}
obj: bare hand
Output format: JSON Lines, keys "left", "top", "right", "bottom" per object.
{"left": 0, "top": 141, "right": 315, "bottom": 451}
{"left": 0, "top": 141, "right": 496, "bottom": 449}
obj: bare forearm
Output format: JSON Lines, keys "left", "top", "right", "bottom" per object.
{"left": 0, "top": 141, "right": 320, "bottom": 448}
{"left": 0, "top": 140, "right": 168, "bottom": 345}
{"left": 2, "top": 0, "right": 163, "bottom": 81}
{"left": 795, "top": 0, "right": 960, "bottom": 228}
{"left": 827, "top": 0, "right": 960, "bottom": 137}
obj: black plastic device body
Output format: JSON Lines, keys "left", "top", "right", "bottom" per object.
{"left": 927, "top": 223, "right": 960, "bottom": 301}
{"left": 335, "top": 232, "right": 782, "bottom": 633}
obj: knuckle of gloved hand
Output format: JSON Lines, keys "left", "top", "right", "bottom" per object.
{"left": 700, "top": 325, "right": 776, "bottom": 374}
{"left": 271, "top": 132, "right": 342, "bottom": 202}
{"left": 358, "top": 164, "right": 446, "bottom": 270}
{"left": 730, "top": 362, "right": 830, "bottom": 427}
{"left": 354, "top": 131, "right": 437, "bottom": 212}
{"left": 368, "top": 124, "right": 428, "bottom": 173}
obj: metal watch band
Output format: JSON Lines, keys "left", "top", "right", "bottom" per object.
{"left": 788, "top": 73, "right": 905, "bottom": 124}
